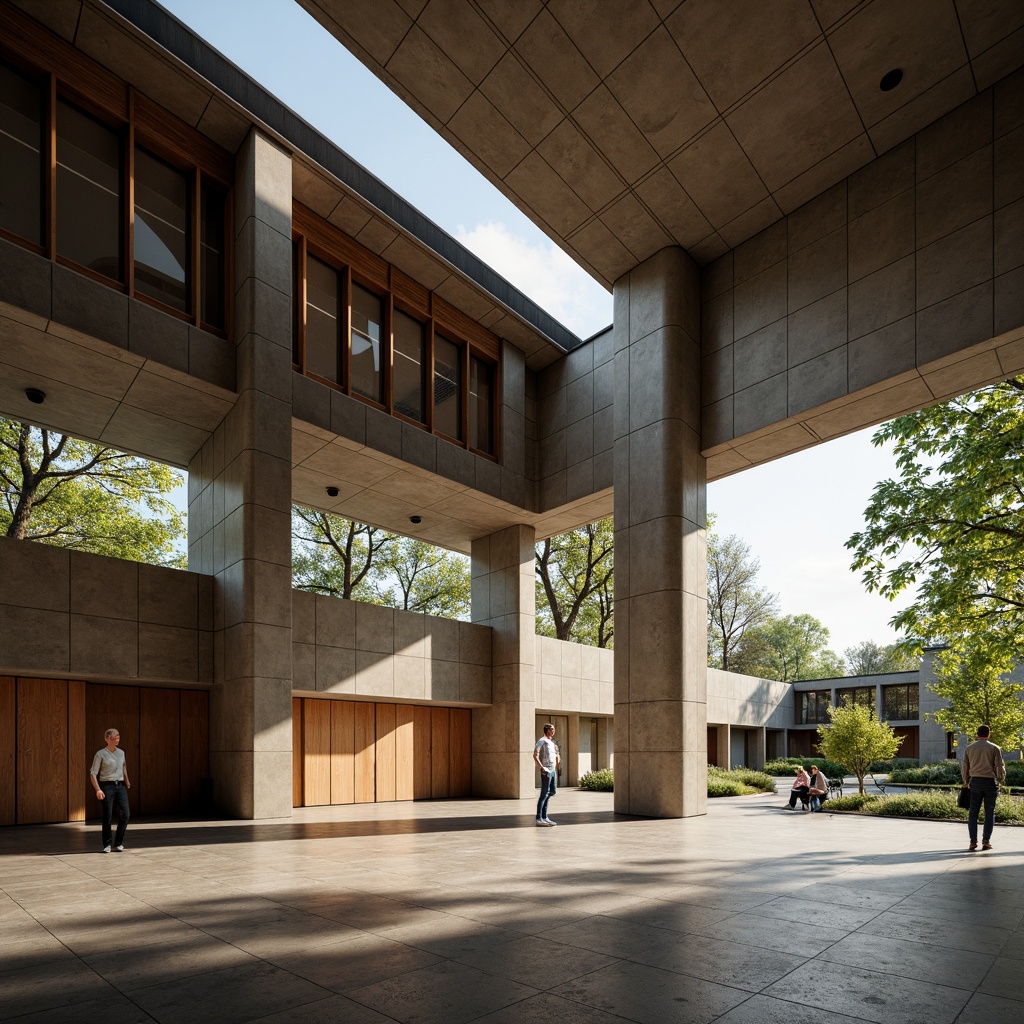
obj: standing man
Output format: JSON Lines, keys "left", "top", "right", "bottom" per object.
{"left": 89, "top": 728, "right": 131, "bottom": 853}
{"left": 533, "top": 723, "right": 560, "bottom": 826}
{"left": 962, "top": 724, "right": 1005, "bottom": 852}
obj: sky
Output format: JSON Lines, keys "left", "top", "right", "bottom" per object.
{"left": 159, "top": 0, "right": 914, "bottom": 657}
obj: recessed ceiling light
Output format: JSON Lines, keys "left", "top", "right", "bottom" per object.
{"left": 879, "top": 68, "right": 903, "bottom": 92}
{"left": 326, "top": 486, "right": 339, "bottom": 497}
{"left": 410, "top": 515, "right": 422, "bottom": 524}
{"left": 25, "top": 387, "right": 45, "bottom": 404}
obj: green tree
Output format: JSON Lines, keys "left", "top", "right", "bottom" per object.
{"left": 707, "top": 529, "right": 778, "bottom": 670}
{"left": 930, "top": 642, "right": 1024, "bottom": 755}
{"left": 817, "top": 701, "right": 903, "bottom": 794}
{"left": 0, "top": 419, "right": 185, "bottom": 567}
{"left": 375, "top": 536, "right": 471, "bottom": 619}
{"left": 732, "top": 613, "right": 843, "bottom": 681}
{"left": 847, "top": 379, "right": 1024, "bottom": 660}
{"left": 292, "top": 506, "right": 392, "bottom": 601}
{"left": 536, "top": 519, "right": 614, "bottom": 646}
{"left": 844, "top": 640, "right": 919, "bottom": 675}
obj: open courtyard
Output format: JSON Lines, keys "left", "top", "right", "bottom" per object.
{"left": 1, "top": 790, "right": 1022, "bottom": 1024}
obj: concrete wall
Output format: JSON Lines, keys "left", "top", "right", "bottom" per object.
{"left": 534, "top": 635, "right": 614, "bottom": 716}
{"left": 292, "top": 590, "right": 491, "bottom": 705}
{"left": 707, "top": 668, "right": 792, "bottom": 730}
{"left": 0, "top": 537, "right": 213, "bottom": 684}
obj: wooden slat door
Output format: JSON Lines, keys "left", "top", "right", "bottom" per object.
{"left": 140, "top": 688, "right": 180, "bottom": 815}
{"left": 303, "top": 698, "right": 331, "bottom": 806}
{"left": 375, "top": 704, "right": 397, "bottom": 802}
{"left": 330, "top": 701, "right": 355, "bottom": 804}
{"left": 354, "top": 702, "right": 375, "bottom": 802}
{"left": 449, "top": 708, "right": 471, "bottom": 797}
{"left": 0, "top": 677, "right": 15, "bottom": 826}
{"left": 180, "top": 689, "right": 209, "bottom": 807}
{"left": 395, "top": 704, "right": 414, "bottom": 801}
{"left": 86, "top": 684, "right": 140, "bottom": 817}
{"left": 292, "top": 697, "right": 304, "bottom": 807}
{"left": 17, "top": 678, "right": 67, "bottom": 824}
{"left": 413, "top": 706, "right": 432, "bottom": 799}
{"left": 430, "top": 707, "right": 450, "bottom": 798}
{"left": 67, "top": 681, "right": 86, "bottom": 822}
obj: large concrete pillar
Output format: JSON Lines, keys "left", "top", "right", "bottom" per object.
{"left": 470, "top": 524, "right": 536, "bottom": 797}
{"left": 613, "top": 247, "right": 707, "bottom": 818}
{"left": 188, "top": 129, "right": 293, "bottom": 818}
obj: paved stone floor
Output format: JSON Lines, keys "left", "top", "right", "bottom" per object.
{"left": 2, "top": 790, "right": 1023, "bottom": 1024}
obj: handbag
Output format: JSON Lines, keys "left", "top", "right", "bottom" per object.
{"left": 957, "top": 786, "right": 971, "bottom": 809}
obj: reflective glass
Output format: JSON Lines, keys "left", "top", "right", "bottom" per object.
{"left": 469, "top": 355, "right": 493, "bottom": 454}
{"left": 351, "top": 282, "right": 383, "bottom": 403}
{"left": 0, "top": 61, "right": 42, "bottom": 244}
{"left": 434, "top": 334, "right": 461, "bottom": 439}
{"left": 201, "top": 181, "right": 225, "bottom": 329}
{"left": 57, "top": 99, "right": 121, "bottom": 278}
{"left": 306, "top": 254, "right": 339, "bottom": 383}
{"left": 134, "top": 148, "right": 188, "bottom": 310}
{"left": 393, "top": 309, "right": 425, "bottom": 422}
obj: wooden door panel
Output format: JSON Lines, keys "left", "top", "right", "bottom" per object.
{"left": 0, "top": 677, "right": 15, "bottom": 826}
{"left": 430, "top": 707, "right": 450, "bottom": 799}
{"left": 180, "top": 689, "right": 209, "bottom": 807}
{"left": 67, "top": 681, "right": 86, "bottom": 822}
{"left": 375, "top": 704, "right": 396, "bottom": 802}
{"left": 139, "top": 689, "right": 181, "bottom": 816}
{"left": 395, "top": 704, "right": 414, "bottom": 801}
{"left": 413, "top": 706, "right": 432, "bottom": 800}
{"left": 330, "top": 701, "right": 355, "bottom": 805}
{"left": 303, "top": 698, "right": 331, "bottom": 807}
{"left": 17, "top": 678, "right": 66, "bottom": 824}
{"left": 354, "top": 702, "right": 375, "bottom": 803}
{"left": 449, "top": 708, "right": 471, "bottom": 797}
{"left": 86, "top": 684, "right": 140, "bottom": 817}
{"left": 292, "top": 697, "right": 303, "bottom": 807}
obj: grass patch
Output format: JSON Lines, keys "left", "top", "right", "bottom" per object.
{"left": 827, "top": 791, "right": 1024, "bottom": 824}
{"left": 708, "top": 766, "right": 776, "bottom": 797}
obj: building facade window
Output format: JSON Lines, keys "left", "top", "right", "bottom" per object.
{"left": 292, "top": 204, "right": 500, "bottom": 460}
{"left": 882, "top": 683, "right": 918, "bottom": 721}
{"left": 798, "top": 689, "right": 831, "bottom": 725}
{"left": 836, "top": 685, "right": 876, "bottom": 711}
{"left": 0, "top": 40, "right": 231, "bottom": 335}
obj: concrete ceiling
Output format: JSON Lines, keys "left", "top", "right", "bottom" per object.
{"left": 296, "top": 0, "right": 1024, "bottom": 287}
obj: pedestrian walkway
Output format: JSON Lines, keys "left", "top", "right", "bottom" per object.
{"left": 1, "top": 790, "right": 1022, "bottom": 1023}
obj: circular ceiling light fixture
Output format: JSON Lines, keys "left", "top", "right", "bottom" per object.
{"left": 409, "top": 515, "right": 422, "bottom": 524}
{"left": 25, "top": 387, "right": 46, "bottom": 404}
{"left": 326, "top": 486, "right": 339, "bottom": 498}
{"left": 879, "top": 68, "right": 904, "bottom": 92}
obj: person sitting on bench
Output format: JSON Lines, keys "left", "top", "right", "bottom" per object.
{"left": 785, "top": 766, "right": 811, "bottom": 810}
{"left": 808, "top": 767, "right": 829, "bottom": 812}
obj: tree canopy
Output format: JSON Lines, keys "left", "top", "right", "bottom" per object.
{"left": 732, "top": 612, "right": 844, "bottom": 681}
{"left": 0, "top": 419, "right": 185, "bottom": 567}
{"left": 817, "top": 701, "right": 902, "bottom": 794}
{"left": 847, "top": 379, "right": 1024, "bottom": 660}
{"left": 843, "top": 640, "right": 918, "bottom": 676}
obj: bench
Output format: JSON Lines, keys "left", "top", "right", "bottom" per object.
{"left": 827, "top": 777, "right": 844, "bottom": 799}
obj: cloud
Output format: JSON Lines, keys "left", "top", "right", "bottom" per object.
{"left": 455, "top": 221, "right": 612, "bottom": 340}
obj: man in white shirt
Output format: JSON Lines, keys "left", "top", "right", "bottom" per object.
{"left": 533, "top": 723, "right": 560, "bottom": 826}
{"left": 89, "top": 728, "right": 131, "bottom": 853}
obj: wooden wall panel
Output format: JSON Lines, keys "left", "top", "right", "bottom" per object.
{"left": 354, "top": 702, "right": 376, "bottom": 803}
{"left": 430, "top": 707, "right": 450, "bottom": 799}
{"left": 86, "top": 684, "right": 140, "bottom": 817}
{"left": 330, "top": 701, "right": 355, "bottom": 805}
{"left": 0, "top": 678, "right": 15, "bottom": 826}
{"left": 375, "top": 704, "right": 397, "bottom": 802}
{"left": 139, "top": 689, "right": 181, "bottom": 816}
{"left": 180, "top": 689, "right": 209, "bottom": 807}
{"left": 303, "top": 698, "right": 332, "bottom": 807}
{"left": 449, "top": 709, "right": 471, "bottom": 798}
{"left": 395, "top": 705, "right": 414, "bottom": 801}
{"left": 16, "top": 678, "right": 67, "bottom": 824}
{"left": 292, "top": 697, "right": 304, "bottom": 808}
{"left": 413, "top": 706, "right": 432, "bottom": 800}
{"left": 67, "top": 681, "right": 86, "bottom": 822}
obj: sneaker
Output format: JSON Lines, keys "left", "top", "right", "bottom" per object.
{"left": 543, "top": 818, "right": 557, "bottom": 826}
{"left": 983, "top": 842, "right": 993, "bottom": 851}
{"left": 102, "top": 846, "right": 111, "bottom": 854}
{"left": 535, "top": 820, "right": 545, "bottom": 826}
{"left": 115, "top": 845, "right": 124, "bottom": 852}
{"left": 783, "top": 805, "right": 794, "bottom": 811}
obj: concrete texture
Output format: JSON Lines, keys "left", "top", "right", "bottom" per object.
{"left": 3, "top": 790, "right": 1023, "bottom": 1024}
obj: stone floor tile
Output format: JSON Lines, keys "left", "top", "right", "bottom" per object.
{"left": 473, "top": 991, "right": 638, "bottom": 1023}
{"left": 251, "top": 993, "right": 395, "bottom": 1023}
{"left": 456, "top": 933, "right": 620, "bottom": 988}
{"left": 712, "top": 993, "right": 873, "bottom": 1023}
{"left": 979, "top": 956, "right": 1024, "bottom": 1000}
{"left": 786, "top": 882, "right": 905, "bottom": 912}
{"left": 0, "top": 960, "right": 120, "bottom": 1019}
{"left": 551, "top": 958, "right": 748, "bottom": 1024}
{"left": 598, "top": 896, "right": 725, "bottom": 934}
{"left": 690, "top": 909, "right": 849, "bottom": 952}
{"left": 657, "top": 884, "right": 779, "bottom": 912}
{"left": 536, "top": 914, "right": 672, "bottom": 958}
{"left": 956, "top": 991, "right": 1024, "bottom": 1023}
{"left": 347, "top": 959, "right": 538, "bottom": 1024}
{"left": 749, "top": 894, "right": 883, "bottom": 930}
{"left": 3, "top": 992, "right": 158, "bottom": 1023}
{"left": 856, "top": 910, "right": 1012, "bottom": 955}
{"left": 765, "top": 963, "right": 970, "bottom": 1024}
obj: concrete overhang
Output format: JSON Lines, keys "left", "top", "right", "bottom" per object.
{"left": 295, "top": 0, "right": 1024, "bottom": 286}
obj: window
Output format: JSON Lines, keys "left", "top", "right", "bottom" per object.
{"left": 882, "top": 683, "right": 918, "bottom": 721}
{"left": 469, "top": 355, "right": 494, "bottom": 454}
{"left": 0, "top": 61, "right": 43, "bottom": 246}
{"left": 798, "top": 690, "right": 830, "bottom": 725}
{"left": 57, "top": 99, "right": 122, "bottom": 280}
{"left": 306, "top": 254, "right": 340, "bottom": 384}
{"left": 134, "top": 147, "right": 188, "bottom": 311}
{"left": 836, "top": 686, "right": 875, "bottom": 711}
{"left": 393, "top": 309, "right": 425, "bottom": 423}
{"left": 434, "top": 334, "right": 461, "bottom": 440}
{"left": 351, "top": 282, "right": 383, "bottom": 404}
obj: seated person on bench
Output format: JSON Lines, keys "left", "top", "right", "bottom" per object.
{"left": 808, "top": 767, "right": 829, "bottom": 812}
{"left": 786, "top": 766, "right": 811, "bottom": 810}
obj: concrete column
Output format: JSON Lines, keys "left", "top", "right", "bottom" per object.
{"left": 751, "top": 729, "right": 767, "bottom": 771}
{"left": 566, "top": 712, "right": 580, "bottom": 786}
{"left": 470, "top": 524, "right": 536, "bottom": 797}
{"left": 613, "top": 247, "right": 706, "bottom": 818}
{"left": 188, "top": 129, "right": 293, "bottom": 819}
{"left": 597, "top": 716, "right": 611, "bottom": 770}
{"left": 875, "top": 682, "right": 884, "bottom": 718}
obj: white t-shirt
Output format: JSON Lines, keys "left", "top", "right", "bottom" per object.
{"left": 90, "top": 747, "right": 126, "bottom": 782}
{"left": 535, "top": 736, "right": 558, "bottom": 772}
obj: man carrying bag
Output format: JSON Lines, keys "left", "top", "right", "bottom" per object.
{"left": 961, "top": 724, "right": 1005, "bottom": 852}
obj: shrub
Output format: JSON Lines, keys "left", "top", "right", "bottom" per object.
{"left": 723, "top": 768, "right": 776, "bottom": 793}
{"left": 825, "top": 790, "right": 1024, "bottom": 824}
{"left": 708, "top": 778, "right": 747, "bottom": 797}
{"left": 870, "top": 757, "right": 920, "bottom": 772}
{"left": 707, "top": 766, "right": 776, "bottom": 797}
{"left": 579, "top": 768, "right": 614, "bottom": 792}
{"left": 826, "top": 793, "right": 878, "bottom": 811}
{"left": 889, "top": 761, "right": 961, "bottom": 785}
{"left": 764, "top": 756, "right": 848, "bottom": 777}
{"left": 1006, "top": 762, "right": 1024, "bottom": 786}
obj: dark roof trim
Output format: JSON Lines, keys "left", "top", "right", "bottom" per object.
{"left": 103, "top": 0, "right": 583, "bottom": 353}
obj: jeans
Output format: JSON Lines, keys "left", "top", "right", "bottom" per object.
{"left": 810, "top": 794, "right": 827, "bottom": 812}
{"left": 968, "top": 778, "right": 998, "bottom": 843}
{"left": 100, "top": 781, "right": 130, "bottom": 848}
{"left": 537, "top": 770, "right": 557, "bottom": 821}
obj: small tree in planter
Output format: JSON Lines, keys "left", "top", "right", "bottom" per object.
{"left": 817, "top": 702, "right": 902, "bottom": 795}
